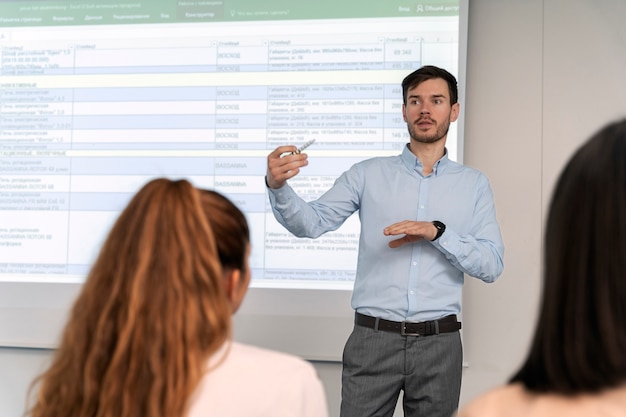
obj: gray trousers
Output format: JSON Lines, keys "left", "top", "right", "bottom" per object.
{"left": 340, "top": 323, "right": 462, "bottom": 417}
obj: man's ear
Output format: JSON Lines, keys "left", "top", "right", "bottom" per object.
{"left": 450, "top": 102, "right": 460, "bottom": 122}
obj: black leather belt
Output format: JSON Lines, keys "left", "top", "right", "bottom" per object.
{"left": 355, "top": 312, "right": 461, "bottom": 336}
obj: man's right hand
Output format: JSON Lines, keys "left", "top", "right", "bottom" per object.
{"left": 265, "top": 145, "right": 309, "bottom": 189}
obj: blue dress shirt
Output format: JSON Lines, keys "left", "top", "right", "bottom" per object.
{"left": 267, "top": 145, "right": 505, "bottom": 322}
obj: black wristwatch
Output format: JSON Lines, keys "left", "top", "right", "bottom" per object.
{"left": 431, "top": 221, "right": 446, "bottom": 241}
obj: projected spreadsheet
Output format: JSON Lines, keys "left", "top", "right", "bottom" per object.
{"left": 0, "top": 16, "right": 459, "bottom": 287}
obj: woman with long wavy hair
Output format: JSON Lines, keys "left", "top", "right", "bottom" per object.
{"left": 26, "top": 178, "right": 328, "bottom": 417}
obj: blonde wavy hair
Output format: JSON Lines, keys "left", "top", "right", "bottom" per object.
{"left": 26, "top": 178, "right": 250, "bottom": 417}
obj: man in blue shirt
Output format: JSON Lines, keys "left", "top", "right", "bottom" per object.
{"left": 265, "top": 65, "right": 505, "bottom": 417}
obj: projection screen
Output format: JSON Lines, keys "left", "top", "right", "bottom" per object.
{"left": 0, "top": 0, "right": 467, "bottom": 360}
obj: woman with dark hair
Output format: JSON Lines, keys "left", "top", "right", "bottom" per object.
{"left": 26, "top": 178, "right": 328, "bottom": 417}
{"left": 457, "top": 118, "right": 626, "bottom": 416}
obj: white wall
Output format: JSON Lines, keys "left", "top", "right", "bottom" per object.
{"left": 2, "top": 1, "right": 626, "bottom": 416}
{"left": 0, "top": 348, "right": 51, "bottom": 417}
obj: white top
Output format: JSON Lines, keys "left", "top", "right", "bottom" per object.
{"left": 457, "top": 383, "right": 626, "bottom": 417}
{"left": 186, "top": 341, "right": 329, "bottom": 417}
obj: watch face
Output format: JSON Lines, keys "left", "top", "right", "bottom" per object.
{"left": 432, "top": 221, "right": 445, "bottom": 241}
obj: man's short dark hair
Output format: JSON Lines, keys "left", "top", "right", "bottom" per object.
{"left": 401, "top": 65, "right": 458, "bottom": 105}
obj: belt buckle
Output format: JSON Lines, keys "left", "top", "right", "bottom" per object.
{"left": 400, "top": 321, "right": 420, "bottom": 337}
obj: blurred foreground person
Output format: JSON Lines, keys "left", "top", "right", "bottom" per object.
{"left": 26, "top": 178, "right": 328, "bottom": 417}
{"left": 457, "top": 118, "right": 626, "bottom": 417}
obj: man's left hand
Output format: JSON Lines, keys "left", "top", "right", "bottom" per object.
{"left": 383, "top": 220, "right": 438, "bottom": 248}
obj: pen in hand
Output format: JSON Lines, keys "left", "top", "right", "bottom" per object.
{"left": 291, "top": 139, "right": 316, "bottom": 155}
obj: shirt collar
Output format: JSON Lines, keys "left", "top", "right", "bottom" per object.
{"left": 401, "top": 143, "right": 449, "bottom": 176}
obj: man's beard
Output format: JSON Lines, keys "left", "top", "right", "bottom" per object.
{"left": 407, "top": 117, "right": 451, "bottom": 144}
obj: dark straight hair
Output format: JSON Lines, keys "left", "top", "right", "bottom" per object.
{"left": 510, "top": 118, "right": 626, "bottom": 394}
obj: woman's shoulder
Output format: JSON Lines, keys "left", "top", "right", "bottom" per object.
{"left": 230, "top": 342, "right": 312, "bottom": 363}
{"left": 190, "top": 342, "right": 328, "bottom": 417}
{"left": 457, "top": 383, "right": 530, "bottom": 417}
{"left": 225, "top": 342, "right": 319, "bottom": 378}
{"left": 458, "top": 383, "right": 626, "bottom": 417}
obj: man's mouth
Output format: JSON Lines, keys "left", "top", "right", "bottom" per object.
{"left": 416, "top": 118, "right": 434, "bottom": 128}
